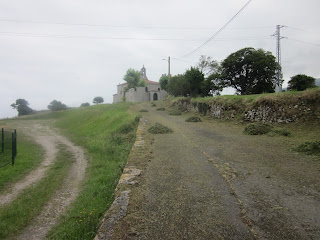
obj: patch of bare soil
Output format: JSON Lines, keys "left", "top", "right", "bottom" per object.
{"left": 0, "top": 121, "right": 87, "bottom": 239}
{"left": 97, "top": 103, "right": 320, "bottom": 239}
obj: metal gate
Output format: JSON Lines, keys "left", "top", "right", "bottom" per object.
{"left": 0, "top": 128, "right": 17, "bottom": 168}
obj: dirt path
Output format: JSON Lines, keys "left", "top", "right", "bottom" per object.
{"left": 0, "top": 120, "right": 87, "bottom": 239}
{"left": 97, "top": 103, "right": 320, "bottom": 239}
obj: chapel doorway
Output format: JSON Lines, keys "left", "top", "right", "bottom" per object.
{"left": 153, "top": 93, "right": 158, "bottom": 101}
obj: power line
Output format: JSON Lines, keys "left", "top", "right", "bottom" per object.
{"left": 287, "top": 38, "right": 320, "bottom": 47}
{"left": 0, "top": 31, "right": 271, "bottom": 41}
{"left": 0, "top": 19, "right": 272, "bottom": 30}
{"left": 180, "top": 0, "right": 253, "bottom": 58}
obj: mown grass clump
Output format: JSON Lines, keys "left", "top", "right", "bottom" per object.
{"left": 244, "top": 123, "right": 273, "bottom": 135}
{"left": 294, "top": 141, "right": 320, "bottom": 156}
{"left": 169, "top": 110, "right": 182, "bottom": 116}
{"left": 148, "top": 123, "right": 173, "bottom": 134}
{"left": 156, "top": 108, "right": 165, "bottom": 111}
{"left": 139, "top": 109, "right": 148, "bottom": 112}
{"left": 151, "top": 102, "right": 156, "bottom": 107}
{"left": 269, "top": 128, "right": 291, "bottom": 137}
{"left": 185, "top": 116, "right": 202, "bottom": 122}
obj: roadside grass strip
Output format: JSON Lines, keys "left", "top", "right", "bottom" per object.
{"left": 0, "top": 145, "right": 73, "bottom": 239}
{"left": 44, "top": 103, "right": 138, "bottom": 239}
{"left": 0, "top": 133, "right": 44, "bottom": 193}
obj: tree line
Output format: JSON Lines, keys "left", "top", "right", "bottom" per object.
{"left": 11, "top": 97, "right": 105, "bottom": 116}
{"left": 159, "top": 47, "right": 317, "bottom": 97}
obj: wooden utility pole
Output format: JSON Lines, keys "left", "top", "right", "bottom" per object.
{"left": 168, "top": 56, "right": 171, "bottom": 80}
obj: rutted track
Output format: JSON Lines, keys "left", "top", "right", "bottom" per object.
{"left": 0, "top": 121, "right": 87, "bottom": 239}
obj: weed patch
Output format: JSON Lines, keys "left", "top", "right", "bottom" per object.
{"left": 244, "top": 123, "right": 273, "bottom": 135}
{"left": 294, "top": 141, "right": 320, "bottom": 155}
{"left": 185, "top": 116, "right": 202, "bottom": 122}
{"left": 148, "top": 123, "right": 173, "bottom": 134}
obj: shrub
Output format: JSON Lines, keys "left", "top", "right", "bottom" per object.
{"left": 294, "top": 141, "right": 320, "bottom": 155}
{"left": 244, "top": 123, "right": 273, "bottom": 135}
{"left": 185, "top": 116, "right": 202, "bottom": 122}
{"left": 148, "top": 123, "right": 173, "bottom": 134}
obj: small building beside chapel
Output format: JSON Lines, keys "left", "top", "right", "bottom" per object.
{"left": 113, "top": 66, "right": 167, "bottom": 103}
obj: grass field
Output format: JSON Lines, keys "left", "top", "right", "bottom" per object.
{"left": 0, "top": 103, "right": 138, "bottom": 239}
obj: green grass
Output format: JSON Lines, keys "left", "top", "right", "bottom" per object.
{"left": 3, "top": 103, "right": 138, "bottom": 239}
{"left": 0, "top": 133, "right": 44, "bottom": 192}
{"left": 244, "top": 123, "right": 273, "bottom": 135}
{"left": 0, "top": 144, "right": 73, "bottom": 239}
{"left": 294, "top": 141, "right": 320, "bottom": 156}
{"left": 43, "top": 103, "right": 138, "bottom": 239}
{"left": 185, "top": 116, "right": 202, "bottom": 122}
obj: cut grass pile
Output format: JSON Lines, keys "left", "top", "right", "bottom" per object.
{"left": 294, "top": 141, "right": 320, "bottom": 156}
{"left": 0, "top": 144, "right": 73, "bottom": 239}
{"left": 269, "top": 128, "right": 291, "bottom": 137}
{"left": 7, "top": 103, "right": 138, "bottom": 239}
{"left": 169, "top": 110, "right": 182, "bottom": 116}
{"left": 148, "top": 123, "right": 173, "bottom": 134}
{"left": 139, "top": 109, "right": 149, "bottom": 112}
{"left": 185, "top": 116, "right": 202, "bottom": 122}
{"left": 156, "top": 107, "right": 165, "bottom": 111}
{"left": 151, "top": 102, "right": 156, "bottom": 107}
{"left": 244, "top": 123, "right": 273, "bottom": 135}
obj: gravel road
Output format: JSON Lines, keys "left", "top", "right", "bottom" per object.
{"left": 105, "top": 103, "right": 320, "bottom": 240}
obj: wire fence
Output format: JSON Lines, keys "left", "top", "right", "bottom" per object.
{"left": 0, "top": 128, "right": 17, "bottom": 168}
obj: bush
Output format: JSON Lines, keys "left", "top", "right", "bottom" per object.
{"left": 244, "top": 123, "right": 273, "bottom": 135}
{"left": 148, "top": 123, "right": 173, "bottom": 134}
{"left": 294, "top": 141, "right": 320, "bottom": 155}
{"left": 156, "top": 108, "right": 165, "bottom": 111}
{"left": 185, "top": 116, "right": 202, "bottom": 122}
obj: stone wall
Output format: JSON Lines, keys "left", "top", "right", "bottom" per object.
{"left": 172, "top": 92, "right": 320, "bottom": 124}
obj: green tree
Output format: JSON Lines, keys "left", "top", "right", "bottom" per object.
{"left": 11, "top": 99, "right": 33, "bottom": 116}
{"left": 220, "top": 47, "right": 278, "bottom": 95}
{"left": 204, "top": 72, "right": 224, "bottom": 96}
{"left": 166, "top": 74, "right": 190, "bottom": 97}
{"left": 123, "top": 68, "right": 145, "bottom": 91}
{"left": 48, "top": 100, "right": 67, "bottom": 111}
{"left": 287, "top": 74, "right": 316, "bottom": 91}
{"left": 80, "top": 102, "right": 90, "bottom": 107}
{"left": 159, "top": 74, "right": 169, "bottom": 90}
{"left": 93, "top": 96, "right": 104, "bottom": 104}
{"left": 197, "top": 55, "right": 219, "bottom": 77}
{"left": 184, "top": 67, "right": 205, "bottom": 97}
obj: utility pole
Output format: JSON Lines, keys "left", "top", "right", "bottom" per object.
{"left": 272, "top": 25, "right": 286, "bottom": 92}
{"left": 168, "top": 56, "right": 171, "bottom": 80}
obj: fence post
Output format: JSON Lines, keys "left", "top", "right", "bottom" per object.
{"left": 14, "top": 129, "right": 17, "bottom": 155}
{"left": 12, "top": 132, "right": 15, "bottom": 166}
{"left": 1, "top": 128, "right": 3, "bottom": 153}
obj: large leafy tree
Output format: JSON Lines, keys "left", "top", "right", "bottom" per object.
{"left": 123, "top": 68, "right": 146, "bottom": 91}
{"left": 11, "top": 99, "right": 33, "bottom": 116}
{"left": 287, "top": 74, "right": 316, "bottom": 91}
{"left": 93, "top": 96, "right": 104, "bottom": 104}
{"left": 48, "top": 100, "right": 67, "bottom": 111}
{"left": 184, "top": 67, "right": 205, "bottom": 97}
{"left": 166, "top": 74, "right": 190, "bottom": 97}
{"left": 220, "top": 47, "right": 279, "bottom": 95}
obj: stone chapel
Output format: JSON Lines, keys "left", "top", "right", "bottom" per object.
{"left": 113, "top": 66, "right": 167, "bottom": 103}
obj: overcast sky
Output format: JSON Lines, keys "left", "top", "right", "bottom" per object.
{"left": 1, "top": 0, "right": 319, "bottom": 118}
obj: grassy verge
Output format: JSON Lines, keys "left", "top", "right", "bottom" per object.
{"left": 0, "top": 145, "right": 73, "bottom": 239}
{"left": 40, "top": 103, "right": 138, "bottom": 239}
{"left": 0, "top": 133, "right": 44, "bottom": 193}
